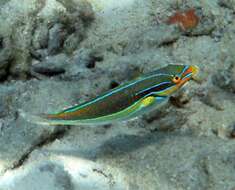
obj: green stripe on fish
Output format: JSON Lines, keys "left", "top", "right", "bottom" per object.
{"left": 22, "top": 64, "right": 199, "bottom": 126}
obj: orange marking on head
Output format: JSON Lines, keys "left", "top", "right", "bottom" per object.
{"left": 177, "top": 76, "right": 190, "bottom": 87}
{"left": 182, "top": 65, "right": 199, "bottom": 78}
{"left": 183, "top": 66, "right": 193, "bottom": 76}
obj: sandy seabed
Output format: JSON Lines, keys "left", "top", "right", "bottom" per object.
{"left": 0, "top": 0, "right": 235, "bottom": 189}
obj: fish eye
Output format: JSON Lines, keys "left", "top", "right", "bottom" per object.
{"left": 172, "top": 75, "right": 181, "bottom": 83}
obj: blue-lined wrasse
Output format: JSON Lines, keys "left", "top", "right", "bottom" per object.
{"left": 21, "top": 64, "right": 199, "bottom": 126}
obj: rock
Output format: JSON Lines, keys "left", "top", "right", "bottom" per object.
{"left": 48, "top": 24, "right": 67, "bottom": 55}
{"left": 67, "top": 48, "right": 103, "bottom": 71}
{"left": 0, "top": 0, "right": 94, "bottom": 80}
{"left": 30, "top": 49, "right": 49, "bottom": 61}
{"left": 0, "top": 37, "right": 12, "bottom": 79}
{"left": 49, "top": 8, "right": 85, "bottom": 35}
{"left": 229, "top": 123, "right": 235, "bottom": 139}
{"left": 32, "top": 22, "right": 49, "bottom": 50}
{"left": 9, "top": 52, "right": 31, "bottom": 79}
{"left": 172, "top": 36, "right": 219, "bottom": 70}
{"left": 72, "top": 48, "right": 93, "bottom": 67}
{"left": 0, "top": 103, "right": 7, "bottom": 118}
{"left": 0, "top": 0, "right": 235, "bottom": 189}
{"left": 0, "top": 161, "right": 74, "bottom": 190}
{"left": 0, "top": 48, "right": 12, "bottom": 79}
{"left": 0, "top": 92, "right": 11, "bottom": 118}
{"left": 0, "top": 36, "right": 3, "bottom": 49}
{"left": 31, "top": 54, "right": 69, "bottom": 76}
{"left": 60, "top": 48, "right": 96, "bottom": 80}
{"left": 57, "top": 0, "right": 94, "bottom": 24}
{"left": 76, "top": 0, "right": 95, "bottom": 24}
{"left": 0, "top": 157, "right": 126, "bottom": 190}
{"left": 187, "top": 9, "right": 216, "bottom": 36}
{"left": 0, "top": 0, "right": 10, "bottom": 6}
{"left": 212, "top": 62, "right": 235, "bottom": 93}
{"left": 169, "top": 89, "right": 192, "bottom": 108}
{"left": 143, "top": 103, "right": 188, "bottom": 131}
{"left": 97, "top": 49, "right": 172, "bottom": 84}
{"left": 0, "top": 69, "right": 7, "bottom": 80}
{"left": 63, "top": 33, "right": 82, "bottom": 54}
{"left": 0, "top": 79, "right": 85, "bottom": 175}
{"left": 45, "top": 1, "right": 91, "bottom": 55}
{"left": 196, "top": 86, "right": 225, "bottom": 111}
{"left": 0, "top": 48, "right": 12, "bottom": 69}
{"left": 124, "top": 25, "right": 181, "bottom": 54}
{"left": 218, "top": 0, "right": 235, "bottom": 10}
{"left": 8, "top": 19, "right": 34, "bottom": 79}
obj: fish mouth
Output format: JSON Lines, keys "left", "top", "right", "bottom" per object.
{"left": 177, "top": 65, "right": 199, "bottom": 87}
{"left": 181, "top": 65, "right": 199, "bottom": 80}
{"left": 188, "top": 65, "right": 200, "bottom": 82}
{"left": 190, "top": 65, "right": 199, "bottom": 79}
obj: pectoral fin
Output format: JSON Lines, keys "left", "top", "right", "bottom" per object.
{"left": 129, "top": 95, "right": 168, "bottom": 119}
{"left": 141, "top": 95, "right": 168, "bottom": 108}
{"left": 141, "top": 96, "right": 156, "bottom": 107}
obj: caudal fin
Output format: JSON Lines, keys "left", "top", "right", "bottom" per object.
{"left": 19, "top": 109, "right": 83, "bottom": 126}
{"left": 19, "top": 109, "right": 58, "bottom": 126}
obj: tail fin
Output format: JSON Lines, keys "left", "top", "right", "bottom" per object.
{"left": 19, "top": 109, "right": 57, "bottom": 126}
{"left": 19, "top": 109, "right": 82, "bottom": 126}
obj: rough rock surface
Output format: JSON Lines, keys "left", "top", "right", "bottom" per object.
{"left": 0, "top": 0, "right": 235, "bottom": 189}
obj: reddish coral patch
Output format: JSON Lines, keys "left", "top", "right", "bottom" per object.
{"left": 167, "top": 9, "right": 199, "bottom": 31}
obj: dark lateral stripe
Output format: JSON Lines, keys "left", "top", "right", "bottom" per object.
{"left": 59, "top": 74, "right": 172, "bottom": 114}
{"left": 136, "top": 82, "right": 173, "bottom": 97}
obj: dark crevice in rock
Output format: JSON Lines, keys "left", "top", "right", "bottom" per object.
{"left": 169, "top": 90, "right": 192, "bottom": 108}
{"left": 85, "top": 54, "right": 104, "bottom": 69}
{"left": 27, "top": 70, "right": 48, "bottom": 80}
{"left": 1, "top": 56, "right": 14, "bottom": 82}
{"left": 184, "top": 32, "right": 214, "bottom": 38}
{"left": 92, "top": 55, "right": 103, "bottom": 62}
{"left": 92, "top": 168, "right": 115, "bottom": 186}
{"left": 159, "top": 38, "right": 178, "bottom": 47}
{"left": 31, "top": 67, "right": 66, "bottom": 77}
{"left": 11, "top": 127, "right": 70, "bottom": 170}
{"left": 0, "top": 37, "right": 3, "bottom": 49}
{"left": 109, "top": 80, "right": 120, "bottom": 89}
{"left": 170, "top": 96, "right": 189, "bottom": 108}
{"left": 85, "top": 59, "right": 96, "bottom": 69}
{"left": 229, "top": 124, "right": 235, "bottom": 139}
{"left": 37, "top": 128, "right": 70, "bottom": 148}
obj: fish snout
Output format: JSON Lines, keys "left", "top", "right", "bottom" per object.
{"left": 190, "top": 65, "right": 199, "bottom": 78}
{"left": 181, "top": 65, "right": 199, "bottom": 80}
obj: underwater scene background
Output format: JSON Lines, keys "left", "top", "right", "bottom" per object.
{"left": 0, "top": 0, "right": 235, "bottom": 189}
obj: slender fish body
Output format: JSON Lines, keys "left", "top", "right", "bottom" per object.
{"left": 21, "top": 65, "right": 199, "bottom": 126}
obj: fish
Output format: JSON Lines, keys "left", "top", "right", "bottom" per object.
{"left": 21, "top": 64, "right": 199, "bottom": 126}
